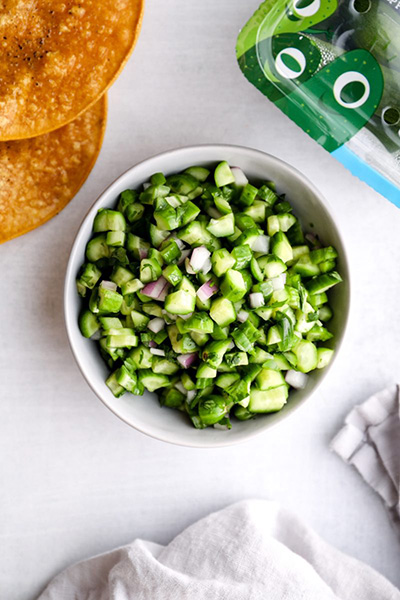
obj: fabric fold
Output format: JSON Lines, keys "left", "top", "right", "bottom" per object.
{"left": 38, "top": 500, "right": 400, "bottom": 600}
{"left": 331, "top": 385, "right": 400, "bottom": 525}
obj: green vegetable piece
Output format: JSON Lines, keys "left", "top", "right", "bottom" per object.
{"left": 185, "top": 312, "right": 214, "bottom": 334}
{"left": 168, "top": 173, "right": 199, "bottom": 195}
{"left": 239, "top": 183, "right": 258, "bottom": 206}
{"left": 210, "top": 297, "right": 236, "bottom": 327}
{"left": 164, "top": 290, "right": 196, "bottom": 315}
{"left": 184, "top": 166, "right": 210, "bottom": 182}
{"left": 79, "top": 310, "right": 100, "bottom": 338}
{"left": 248, "top": 386, "right": 288, "bottom": 413}
{"left": 140, "top": 257, "right": 162, "bottom": 283}
{"left": 163, "top": 264, "right": 183, "bottom": 286}
{"left": 211, "top": 248, "right": 236, "bottom": 277}
{"left": 198, "top": 396, "right": 228, "bottom": 425}
{"left": 306, "top": 272, "right": 342, "bottom": 295}
{"left": 161, "top": 387, "right": 185, "bottom": 409}
{"left": 111, "top": 265, "right": 134, "bottom": 287}
{"left": 125, "top": 345, "right": 153, "bottom": 370}
{"left": 138, "top": 370, "right": 170, "bottom": 392}
{"left": 106, "top": 231, "right": 125, "bottom": 247}
{"left": 220, "top": 269, "right": 247, "bottom": 302}
{"left": 201, "top": 339, "right": 231, "bottom": 369}
{"left": 317, "top": 347, "right": 334, "bottom": 369}
{"left": 106, "top": 372, "right": 125, "bottom": 398}
{"left": 98, "top": 286, "right": 123, "bottom": 313}
{"left": 93, "top": 209, "right": 126, "bottom": 232}
{"left": 231, "top": 320, "right": 260, "bottom": 353}
{"left": 206, "top": 213, "right": 235, "bottom": 238}
{"left": 232, "top": 245, "right": 252, "bottom": 269}
{"left": 214, "top": 161, "right": 235, "bottom": 187}
{"left": 271, "top": 231, "right": 293, "bottom": 263}
{"left": 86, "top": 234, "right": 110, "bottom": 262}
{"left": 160, "top": 240, "right": 181, "bottom": 264}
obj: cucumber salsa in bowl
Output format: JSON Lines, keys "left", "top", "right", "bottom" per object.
{"left": 76, "top": 161, "right": 342, "bottom": 430}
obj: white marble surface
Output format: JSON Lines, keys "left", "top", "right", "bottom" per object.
{"left": 1, "top": 1, "right": 399, "bottom": 597}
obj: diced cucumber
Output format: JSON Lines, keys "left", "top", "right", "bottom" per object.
{"left": 86, "top": 234, "right": 110, "bottom": 262}
{"left": 106, "top": 372, "right": 126, "bottom": 398}
{"left": 317, "top": 347, "right": 334, "bottom": 369}
{"left": 93, "top": 209, "right": 126, "bottom": 232}
{"left": 306, "top": 272, "right": 343, "bottom": 295}
{"left": 210, "top": 297, "right": 236, "bottom": 327}
{"left": 139, "top": 370, "right": 170, "bottom": 392}
{"left": 211, "top": 248, "right": 236, "bottom": 277}
{"left": 257, "top": 255, "right": 287, "bottom": 279}
{"left": 214, "top": 161, "right": 235, "bottom": 187}
{"left": 79, "top": 310, "right": 100, "bottom": 338}
{"left": 164, "top": 290, "right": 195, "bottom": 315}
{"left": 271, "top": 232, "right": 293, "bottom": 263}
{"left": 256, "top": 368, "right": 285, "bottom": 390}
{"left": 220, "top": 269, "right": 247, "bottom": 302}
{"left": 293, "top": 340, "right": 318, "bottom": 373}
{"left": 185, "top": 166, "right": 210, "bottom": 182}
{"left": 215, "top": 373, "right": 240, "bottom": 389}
{"left": 206, "top": 213, "right": 235, "bottom": 238}
{"left": 248, "top": 385, "right": 288, "bottom": 413}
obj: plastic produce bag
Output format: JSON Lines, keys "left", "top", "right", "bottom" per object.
{"left": 237, "top": 0, "right": 400, "bottom": 206}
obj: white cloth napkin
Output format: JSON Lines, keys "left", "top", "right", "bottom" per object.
{"left": 38, "top": 499, "right": 400, "bottom": 600}
{"left": 331, "top": 384, "right": 400, "bottom": 526}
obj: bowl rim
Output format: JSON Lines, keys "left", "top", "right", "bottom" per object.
{"left": 64, "top": 143, "right": 351, "bottom": 448}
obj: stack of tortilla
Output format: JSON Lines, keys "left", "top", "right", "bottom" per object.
{"left": 0, "top": 0, "right": 144, "bottom": 244}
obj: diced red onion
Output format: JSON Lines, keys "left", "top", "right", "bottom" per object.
{"left": 271, "top": 274, "right": 286, "bottom": 291}
{"left": 149, "top": 340, "right": 157, "bottom": 348}
{"left": 142, "top": 276, "right": 168, "bottom": 299}
{"left": 100, "top": 280, "right": 117, "bottom": 292}
{"left": 237, "top": 310, "right": 249, "bottom": 323}
{"left": 171, "top": 235, "right": 185, "bottom": 250}
{"left": 231, "top": 166, "right": 248, "bottom": 187}
{"left": 179, "top": 312, "right": 193, "bottom": 320}
{"left": 187, "top": 390, "right": 196, "bottom": 402}
{"left": 285, "top": 370, "right": 308, "bottom": 389}
{"left": 157, "top": 282, "right": 170, "bottom": 302}
{"left": 177, "top": 249, "right": 190, "bottom": 265}
{"left": 150, "top": 348, "right": 165, "bottom": 356}
{"left": 177, "top": 353, "right": 198, "bottom": 369}
{"left": 190, "top": 246, "right": 211, "bottom": 272}
{"left": 196, "top": 280, "right": 218, "bottom": 303}
{"left": 138, "top": 247, "right": 148, "bottom": 260}
{"left": 174, "top": 381, "right": 187, "bottom": 395}
{"left": 249, "top": 292, "right": 264, "bottom": 308}
{"left": 214, "top": 421, "right": 230, "bottom": 431}
{"left": 207, "top": 207, "right": 222, "bottom": 219}
{"left": 163, "top": 310, "right": 177, "bottom": 321}
{"left": 185, "top": 257, "right": 197, "bottom": 274}
{"left": 147, "top": 318, "right": 165, "bottom": 333}
{"left": 305, "top": 233, "right": 321, "bottom": 248}
{"left": 249, "top": 234, "right": 270, "bottom": 253}
{"left": 201, "top": 258, "right": 212, "bottom": 275}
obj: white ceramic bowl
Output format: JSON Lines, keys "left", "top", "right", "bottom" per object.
{"left": 64, "top": 145, "right": 350, "bottom": 447}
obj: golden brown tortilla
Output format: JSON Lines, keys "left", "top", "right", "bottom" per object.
{"left": 0, "top": 94, "right": 107, "bottom": 244}
{"left": 0, "top": 0, "right": 143, "bottom": 140}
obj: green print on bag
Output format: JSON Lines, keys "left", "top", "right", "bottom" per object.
{"left": 236, "top": 0, "right": 338, "bottom": 59}
{"left": 275, "top": 49, "right": 384, "bottom": 151}
{"left": 238, "top": 33, "right": 322, "bottom": 103}
{"left": 237, "top": 0, "right": 400, "bottom": 204}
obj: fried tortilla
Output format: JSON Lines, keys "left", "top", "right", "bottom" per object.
{"left": 0, "top": 0, "right": 143, "bottom": 140}
{"left": 0, "top": 95, "right": 107, "bottom": 243}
